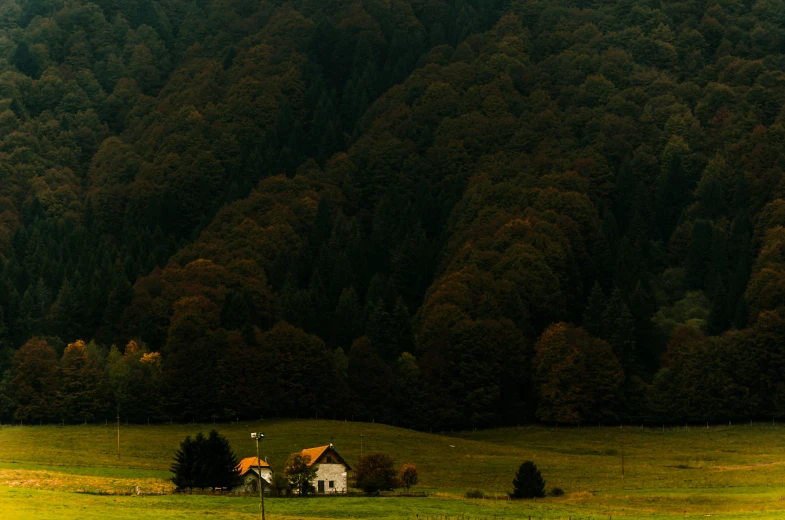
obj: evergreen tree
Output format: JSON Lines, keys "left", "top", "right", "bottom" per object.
{"left": 602, "top": 287, "right": 637, "bottom": 372}
{"left": 12, "top": 42, "right": 40, "bottom": 78}
{"left": 201, "top": 430, "right": 241, "bottom": 489}
{"left": 57, "top": 340, "right": 107, "bottom": 423}
{"left": 333, "top": 287, "right": 364, "bottom": 348}
{"left": 511, "top": 461, "right": 546, "bottom": 499}
{"left": 171, "top": 433, "right": 203, "bottom": 490}
{"left": 582, "top": 282, "right": 606, "bottom": 337}
{"left": 170, "top": 431, "right": 239, "bottom": 490}
{"left": 686, "top": 221, "right": 714, "bottom": 290}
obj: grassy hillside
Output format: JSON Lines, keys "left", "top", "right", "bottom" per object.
{"left": 1, "top": 420, "right": 785, "bottom": 518}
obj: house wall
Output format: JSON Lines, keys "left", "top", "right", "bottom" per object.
{"left": 312, "top": 464, "right": 348, "bottom": 493}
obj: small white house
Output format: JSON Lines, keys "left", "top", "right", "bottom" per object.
{"left": 301, "top": 444, "right": 351, "bottom": 493}
{"left": 235, "top": 456, "right": 272, "bottom": 492}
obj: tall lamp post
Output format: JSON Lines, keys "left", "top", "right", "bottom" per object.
{"left": 251, "top": 432, "right": 265, "bottom": 520}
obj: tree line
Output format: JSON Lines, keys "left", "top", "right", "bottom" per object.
{"left": 1, "top": 0, "right": 785, "bottom": 427}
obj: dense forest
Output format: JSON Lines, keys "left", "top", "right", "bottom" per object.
{"left": 0, "top": 0, "right": 784, "bottom": 428}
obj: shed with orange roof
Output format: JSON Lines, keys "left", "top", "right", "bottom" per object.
{"left": 235, "top": 456, "right": 273, "bottom": 493}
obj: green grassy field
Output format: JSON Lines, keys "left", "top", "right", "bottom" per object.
{"left": 1, "top": 419, "right": 784, "bottom": 518}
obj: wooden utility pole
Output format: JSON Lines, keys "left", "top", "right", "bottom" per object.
{"left": 252, "top": 433, "right": 265, "bottom": 520}
{"left": 117, "top": 414, "right": 120, "bottom": 460}
{"left": 256, "top": 438, "right": 265, "bottom": 520}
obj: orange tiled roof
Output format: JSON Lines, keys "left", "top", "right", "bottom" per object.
{"left": 300, "top": 446, "right": 330, "bottom": 467}
{"left": 300, "top": 445, "right": 351, "bottom": 470}
{"left": 237, "top": 456, "right": 270, "bottom": 476}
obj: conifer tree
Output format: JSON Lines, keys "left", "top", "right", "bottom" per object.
{"left": 511, "top": 461, "right": 546, "bottom": 499}
{"left": 603, "top": 287, "right": 637, "bottom": 371}
{"left": 171, "top": 431, "right": 239, "bottom": 490}
{"left": 583, "top": 282, "right": 606, "bottom": 337}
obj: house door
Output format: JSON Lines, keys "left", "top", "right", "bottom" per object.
{"left": 318, "top": 480, "right": 325, "bottom": 493}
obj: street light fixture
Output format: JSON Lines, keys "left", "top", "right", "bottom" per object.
{"left": 251, "top": 432, "right": 265, "bottom": 520}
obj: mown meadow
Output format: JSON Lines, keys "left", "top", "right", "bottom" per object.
{"left": 1, "top": 419, "right": 784, "bottom": 518}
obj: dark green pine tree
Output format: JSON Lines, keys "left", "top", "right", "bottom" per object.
{"left": 366, "top": 301, "right": 397, "bottom": 361}
{"left": 391, "top": 297, "right": 414, "bottom": 358}
{"left": 50, "top": 277, "right": 84, "bottom": 341}
{"left": 102, "top": 262, "right": 133, "bottom": 344}
{"left": 342, "top": 33, "right": 379, "bottom": 125}
{"left": 708, "top": 282, "right": 730, "bottom": 335}
{"left": 171, "top": 433, "right": 202, "bottom": 490}
{"left": 18, "top": 288, "right": 37, "bottom": 340}
{"left": 613, "top": 162, "right": 637, "bottom": 229}
{"left": 308, "top": 270, "right": 330, "bottom": 338}
{"left": 582, "top": 282, "right": 606, "bottom": 338}
{"left": 220, "top": 290, "right": 254, "bottom": 334}
{"left": 726, "top": 213, "right": 752, "bottom": 330}
{"left": 511, "top": 461, "right": 546, "bottom": 499}
{"left": 590, "top": 227, "right": 616, "bottom": 293}
{"left": 280, "top": 275, "right": 310, "bottom": 330}
{"left": 200, "top": 430, "right": 241, "bottom": 489}
{"left": 655, "top": 153, "right": 691, "bottom": 239}
{"left": 365, "top": 273, "right": 392, "bottom": 310}
{"left": 706, "top": 229, "right": 729, "bottom": 299}
{"left": 629, "top": 280, "right": 662, "bottom": 371}
{"left": 332, "top": 287, "right": 364, "bottom": 349}
{"left": 602, "top": 287, "right": 636, "bottom": 372}
{"left": 12, "top": 42, "right": 41, "bottom": 79}
{"left": 390, "top": 223, "right": 430, "bottom": 307}
{"left": 686, "top": 220, "right": 714, "bottom": 290}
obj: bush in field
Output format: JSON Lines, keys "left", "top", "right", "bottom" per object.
{"left": 510, "top": 461, "right": 545, "bottom": 499}
{"left": 171, "top": 430, "right": 239, "bottom": 490}
{"left": 466, "top": 489, "right": 485, "bottom": 499}
{"left": 354, "top": 453, "right": 400, "bottom": 494}
{"left": 399, "top": 462, "right": 419, "bottom": 490}
{"left": 550, "top": 486, "right": 564, "bottom": 497}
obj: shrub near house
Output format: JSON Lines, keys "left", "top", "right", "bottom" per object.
{"left": 354, "top": 453, "right": 400, "bottom": 494}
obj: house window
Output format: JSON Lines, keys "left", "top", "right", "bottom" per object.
{"left": 326, "top": 456, "right": 333, "bottom": 463}
{"left": 329, "top": 481, "right": 334, "bottom": 488}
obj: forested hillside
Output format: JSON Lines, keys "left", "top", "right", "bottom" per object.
{"left": 1, "top": 0, "right": 784, "bottom": 428}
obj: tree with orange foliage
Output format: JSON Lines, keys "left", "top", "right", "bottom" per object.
{"left": 534, "top": 323, "right": 624, "bottom": 424}
{"left": 399, "top": 463, "right": 419, "bottom": 491}
{"left": 57, "top": 340, "right": 108, "bottom": 423}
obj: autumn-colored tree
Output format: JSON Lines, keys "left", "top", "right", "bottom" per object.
{"left": 534, "top": 324, "right": 624, "bottom": 423}
{"left": 57, "top": 340, "right": 108, "bottom": 422}
{"left": 11, "top": 338, "right": 59, "bottom": 422}
{"left": 354, "top": 453, "right": 400, "bottom": 494}
{"left": 283, "top": 453, "right": 318, "bottom": 495}
{"left": 399, "top": 463, "right": 419, "bottom": 491}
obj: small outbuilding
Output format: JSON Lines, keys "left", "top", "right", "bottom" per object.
{"left": 235, "top": 456, "right": 273, "bottom": 492}
{"left": 301, "top": 444, "right": 351, "bottom": 494}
